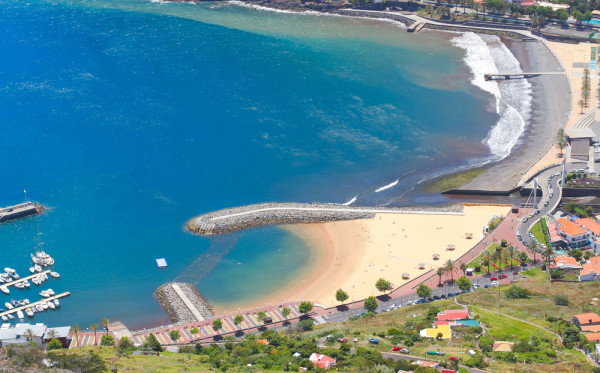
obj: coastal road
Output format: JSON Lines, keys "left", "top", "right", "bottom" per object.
{"left": 516, "top": 163, "right": 585, "bottom": 245}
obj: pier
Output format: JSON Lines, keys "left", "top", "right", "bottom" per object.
{"left": 187, "top": 202, "right": 463, "bottom": 236}
{"left": 484, "top": 72, "right": 565, "bottom": 81}
{"left": 0, "top": 202, "right": 44, "bottom": 223}
{"left": 0, "top": 292, "right": 70, "bottom": 318}
{"left": 155, "top": 282, "right": 214, "bottom": 324}
{"left": 2, "top": 270, "right": 50, "bottom": 289}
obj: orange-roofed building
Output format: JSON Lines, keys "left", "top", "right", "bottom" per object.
{"left": 437, "top": 309, "right": 469, "bottom": 321}
{"left": 577, "top": 218, "right": 600, "bottom": 238}
{"left": 580, "top": 262, "right": 600, "bottom": 281}
{"left": 585, "top": 333, "right": 600, "bottom": 342}
{"left": 582, "top": 325, "right": 600, "bottom": 332}
{"left": 309, "top": 353, "right": 336, "bottom": 369}
{"left": 547, "top": 221, "right": 564, "bottom": 247}
{"left": 256, "top": 339, "right": 269, "bottom": 345}
{"left": 556, "top": 218, "right": 590, "bottom": 248}
{"left": 573, "top": 313, "right": 600, "bottom": 329}
{"left": 553, "top": 255, "right": 582, "bottom": 270}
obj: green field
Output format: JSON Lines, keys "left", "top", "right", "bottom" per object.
{"left": 465, "top": 243, "right": 523, "bottom": 275}
{"left": 529, "top": 218, "right": 551, "bottom": 248}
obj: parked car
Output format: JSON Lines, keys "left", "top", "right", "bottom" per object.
{"left": 337, "top": 338, "right": 347, "bottom": 343}
{"left": 440, "top": 294, "right": 447, "bottom": 299}
{"left": 381, "top": 307, "right": 390, "bottom": 312}
{"left": 368, "top": 338, "right": 379, "bottom": 344}
{"left": 499, "top": 274, "right": 508, "bottom": 279}
{"left": 392, "top": 303, "right": 401, "bottom": 309}
{"left": 407, "top": 300, "right": 414, "bottom": 306}
{"left": 468, "top": 349, "right": 477, "bottom": 357}
{"left": 544, "top": 201, "right": 549, "bottom": 207}
{"left": 484, "top": 284, "right": 491, "bottom": 289}
{"left": 490, "top": 276, "right": 498, "bottom": 281}
{"left": 433, "top": 295, "right": 441, "bottom": 300}
{"left": 513, "top": 271, "right": 519, "bottom": 275}
{"left": 427, "top": 297, "right": 434, "bottom": 302}
{"left": 392, "top": 345, "right": 402, "bottom": 351}
{"left": 535, "top": 210, "right": 540, "bottom": 215}
{"left": 399, "top": 348, "right": 409, "bottom": 354}
{"left": 427, "top": 351, "right": 445, "bottom": 356}
{"left": 449, "top": 356, "right": 460, "bottom": 361}
{"left": 490, "top": 281, "right": 499, "bottom": 286}
{"left": 522, "top": 217, "right": 528, "bottom": 223}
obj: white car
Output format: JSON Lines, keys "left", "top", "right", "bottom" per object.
{"left": 407, "top": 300, "right": 414, "bottom": 306}
{"left": 490, "top": 281, "right": 499, "bottom": 286}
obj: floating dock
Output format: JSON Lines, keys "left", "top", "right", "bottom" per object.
{"left": 2, "top": 270, "right": 50, "bottom": 289}
{"left": 0, "top": 202, "right": 44, "bottom": 223}
{"left": 0, "top": 292, "right": 70, "bottom": 318}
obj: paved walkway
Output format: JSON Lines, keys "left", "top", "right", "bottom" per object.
{"left": 171, "top": 283, "right": 205, "bottom": 322}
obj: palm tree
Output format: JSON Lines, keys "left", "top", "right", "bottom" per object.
{"left": 100, "top": 318, "right": 109, "bottom": 335}
{"left": 46, "top": 329, "right": 58, "bottom": 340}
{"left": 436, "top": 267, "right": 446, "bottom": 286}
{"left": 527, "top": 241, "right": 538, "bottom": 263}
{"left": 445, "top": 259, "right": 456, "bottom": 283}
{"left": 544, "top": 245, "right": 555, "bottom": 265}
{"left": 506, "top": 245, "right": 517, "bottom": 270}
{"left": 90, "top": 323, "right": 98, "bottom": 346}
{"left": 483, "top": 250, "right": 492, "bottom": 273}
{"left": 460, "top": 262, "right": 467, "bottom": 276}
{"left": 70, "top": 324, "right": 81, "bottom": 348}
{"left": 492, "top": 249, "right": 503, "bottom": 272}
{"left": 556, "top": 128, "right": 567, "bottom": 158}
{"left": 24, "top": 328, "right": 34, "bottom": 342}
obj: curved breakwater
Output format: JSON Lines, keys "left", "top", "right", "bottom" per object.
{"left": 187, "top": 202, "right": 464, "bottom": 235}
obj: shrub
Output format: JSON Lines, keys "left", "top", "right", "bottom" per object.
{"left": 549, "top": 268, "right": 564, "bottom": 280}
{"left": 47, "top": 338, "right": 62, "bottom": 350}
{"left": 298, "top": 319, "right": 314, "bottom": 331}
{"left": 100, "top": 334, "right": 115, "bottom": 346}
{"left": 478, "top": 335, "right": 494, "bottom": 353}
{"left": 555, "top": 294, "right": 569, "bottom": 306}
{"left": 505, "top": 285, "right": 530, "bottom": 299}
{"left": 144, "top": 333, "right": 162, "bottom": 352}
{"left": 501, "top": 240, "right": 507, "bottom": 247}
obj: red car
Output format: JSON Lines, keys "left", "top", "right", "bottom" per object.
{"left": 337, "top": 338, "right": 348, "bottom": 343}
{"left": 392, "top": 346, "right": 402, "bottom": 351}
{"left": 513, "top": 271, "right": 519, "bottom": 275}
{"left": 449, "top": 356, "right": 460, "bottom": 361}
{"left": 490, "top": 276, "right": 498, "bottom": 281}
{"left": 499, "top": 274, "right": 508, "bottom": 279}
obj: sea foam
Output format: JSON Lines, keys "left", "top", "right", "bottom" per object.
{"left": 375, "top": 179, "right": 399, "bottom": 193}
{"left": 452, "top": 32, "right": 531, "bottom": 160}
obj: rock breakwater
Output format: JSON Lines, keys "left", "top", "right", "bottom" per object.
{"left": 154, "top": 282, "right": 214, "bottom": 324}
{"left": 187, "top": 202, "right": 463, "bottom": 235}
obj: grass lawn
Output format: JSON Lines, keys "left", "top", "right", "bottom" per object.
{"left": 465, "top": 243, "right": 522, "bottom": 275}
{"left": 529, "top": 218, "right": 551, "bottom": 248}
{"left": 470, "top": 306, "right": 557, "bottom": 341}
{"left": 422, "top": 167, "right": 486, "bottom": 193}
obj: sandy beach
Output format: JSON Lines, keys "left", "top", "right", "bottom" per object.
{"left": 216, "top": 205, "right": 510, "bottom": 311}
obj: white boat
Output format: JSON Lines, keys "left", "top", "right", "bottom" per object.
{"left": 4, "top": 302, "right": 12, "bottom": 310}
{"left": 31, "top": 254, "right": 42, "bottom": 265}
{"left": 23, "top": 281, "right": 30, "bottom": 288}
{"left": 53, "top": 299, "right": 60, "bottom": 307}
{"left": 36, "top": 304, "right": 43, "bottom": 312}
{"left": 28, "top": 267, "right": 35, "bottom": 274}
{"left": 4, "top": 268, "right": 14, "bottom": 275}
{"left": 50, "top": 272, "right": 60, "bottom": 279}
{"left": 23, "top": 299, "right": 29, "bottom": 305}
{"left": 1, "top": 286, "right": 9, "bottom": 294}
{"left": 7, "top": 314, "right": 13, "bottom": 320}
{"left": 39, "top": 290, "right": 49, "bottom": 297}
{"left": 25, "top": 308, "right": 34, "bottom": 317}
{"left": 1, "top": 316, "right": 7, "bottom": 322}
{"left": 48, "top": 302, "right": 55, "bottom": 310}
{"left": 12, "top": 273, "right": 19, "bottom": 280}
{"left": 34, "top": 265, "right": 42, "bottom": 273}
{"left": 41, "top": 302, "right": 48, "bottom": 310}
{"left": 47, "top": 289, "right": 55, "bottom": 296}
{"left": 16, "top": 310, "right": 24, "bottom": 319}
{"left": 14, "top": 283, "right": 24, "bottom": 289}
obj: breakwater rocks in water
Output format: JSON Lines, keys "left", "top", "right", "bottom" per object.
{"left": 154, "top": 282, "right": 214, "bottom": 324}
{"left": 187, "top": 202, "right": 464, "bottom": 235}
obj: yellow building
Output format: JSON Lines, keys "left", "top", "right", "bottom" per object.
{"left": 419, "top": 324, "right": 451, "bottom": 340}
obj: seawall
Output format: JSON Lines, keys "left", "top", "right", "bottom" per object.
{"left": 186, "top": 202, "right": 464, "bottom": 236}
{"left": 154, "top": 282, "right": 214, "bottom": 324}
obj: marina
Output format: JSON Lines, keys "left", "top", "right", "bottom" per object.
{"left": 0, "top": 292, "right": 70, "bottom": 319}
{"left": 0, "top": 271, "right": 50, "bottom": 290}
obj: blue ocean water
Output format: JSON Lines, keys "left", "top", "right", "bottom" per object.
{"left": 0, "top": 0, "right": 497, "bottom": 328}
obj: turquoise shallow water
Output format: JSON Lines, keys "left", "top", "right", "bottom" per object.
{"left": 0, "top": 0, "right": 497, "bottom": 328}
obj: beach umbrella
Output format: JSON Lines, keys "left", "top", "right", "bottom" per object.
{"left": 418, "top": 263, "right": 425, "bottom": 269}
{"left": 402, "top": 273, "right": 410, "bottom": 279}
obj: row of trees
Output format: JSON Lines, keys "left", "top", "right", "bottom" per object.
{"left": 580, "top": 68, "right": 592, "bottom": 113}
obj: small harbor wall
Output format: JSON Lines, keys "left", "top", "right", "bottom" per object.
{"left": 154, "top": 282, "right": 214, "bottom": 324}
{"left": 0, "top": 202, "right": 44, "bottom": 222}
{"left": 187, "top": 202, "right": 464, "bottom": 236}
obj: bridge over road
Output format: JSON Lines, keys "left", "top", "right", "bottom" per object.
{"left": 484, "top": 72, "right": 565, "bottom": 81}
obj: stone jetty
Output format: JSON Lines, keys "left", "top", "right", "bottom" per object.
{"left": 187, "top": 202, "right": 463, "bottom": 236}
{"left": 154, "top": 282, "right": 214, "bottom": 324}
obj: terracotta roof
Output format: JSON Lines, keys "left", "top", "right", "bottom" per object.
{"left": 585, "top": 333, "right": 600, "bottom": 342}
{"left": 437, "top": 309, "right": 469, "bottom": 321}
{"left": 582, "top": 325, "right": 600, "bottom": 332}
{"left": 574, "top": 313, "right": 600, "bottom": 325}
{"left": 590, "top": 256, "right": 600, "bottom": 265}
{"left": 554, "top": 255, "right": 579, "bottom": 267}
{"left": 557, "top": 218, "right": 588, "bottom": 237}
{"left": 581, "top": 263, "right": 600, "bottom": 277}
{"left": 493, "top": 341, "right": 514, "bottom": 352}
{"left": 577, "top": 218, "right": 600, "bottom": 236}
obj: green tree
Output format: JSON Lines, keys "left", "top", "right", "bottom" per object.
{"left": 375, "top": 278, "right": 392, "bottom": 295}
{"left": 100, "top": 334, "right": 115, "bottom": 346}
{"left": 527, "top": 241, "right": 537, "bottom": 263}
{"left": 555, "top": 294, "right": 569, "bottom": 306}
{"left": 436, "top": 267, "right": 446, "bottom": 286}
{"left": 233, "top": 315, "right": 244, "bottom": 326}
{"left": 298, "top": 319, "right": 314, "bottom": 331}
{"left": 117, "top": 337, "right": 134, "bottom": 354}
{"left": 46, "top": 329, "right": 58, "bottom": 340}
{"left": 89, "top": 323, "right": 98, "bottom": 346}
{"left": 557, "top": 8, "right": 569, "bottom": 21}
{"left": 144, "top": 333, "right": 162, "bottom": 352}
{"left": 100, "top": 318, "right": 110, "bottom": 335}
{"left": 24, "top": 328, "right": 34, "bottom": 342}
{"left": 584, "top": 251, "right": 594, "bottom": 261}
{"left": 281, "top": 307, "right": 291, "bottom": 319}
{"left": 505, "top": 285, "right": 530, "bottom": 299}
{"left": 70, "top": 324, "right": 81, "bottom": 348}
{"left": 570, "top": 249, "right": 583, "bottom": 262}
{"left": 364, "top": 296, "right": 378, "bottom": 312}
{"left": 190, "top": 327, "right": 199, "bottom": 336}
{"left": 47, "top": 338, "right": 62, "bottom": 350}
{"left": 460, "top": 262, "right": 467, "bottom": 276}
{"left": 457, "top": 276, "right": 472, "bottom": 292}
{"left": 483, "top": 250, "right": 492, "bottom": 273}
{"left": 257, "top": 311, "right": 267, "bottom": 322}
{"left": 212, "top": 319, "right": 223, "bottom": 332}
{"left": 445, "top": 259, "right": 456, "bottom": 283}
{"left": 335, "top": 289, "right": 349, "bottom": 305}
{"left": 417, "top": 283, "right": 432, "bottom": 299}
{"left": 506, "top": 245, "right": 517, "bottom": 269}
{"left": 169, "top": 330, "right": 181, "bottom": 342}
{"left": 298, "top": 301, "right": 313, "bottom": 315}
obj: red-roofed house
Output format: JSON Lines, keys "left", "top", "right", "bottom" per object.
{"left": 309, "top": 353, "right": 336, "bottom": 369}
{"left": 577, "top": 218, "right": 600, "bottom": 237}
{"left": 582, "top": 325, "right": 600, "bottom": 332}
{"left": 415, "top": 361, "right": 440, "bottom": 369}
{"left": 547, "top": 221, "right": 565, "bottom": 247}
{"left": 585, "top": 333, "right": 600, "bottom": 342}
{"left": 256, "top": 339, "right": 269, "bottom": 345}
{"left": 580, "top": 262, "right": 600, "bottom": 281}
{"left": 573, "top": 313, "right": 600, "bottom": 330}
{"left": 552, "top": 255, "right": 582, "bottom": 270}
{"left": 556, "top": 218, "right": 590, "bottom": 248}
{"left": 437, "top": 309, "right": 469, "bottom": 321}
{"left": 435, "top": 321, "right": 452, "bottom": 327}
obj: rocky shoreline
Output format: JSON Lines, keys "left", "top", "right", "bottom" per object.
{"left": 187, "top": 202, "right": 464, "bottom": 235}
{"left": 154, "top": 282, "right": 214, "bottom": 324}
